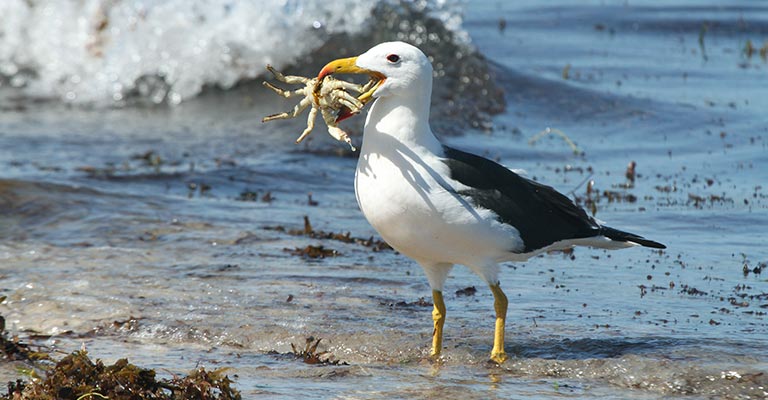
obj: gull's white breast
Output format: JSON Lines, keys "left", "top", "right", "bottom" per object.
{"left": 354, "top": 138, "right": 523, "bottom": 266}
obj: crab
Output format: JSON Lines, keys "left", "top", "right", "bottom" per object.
{"left": 261, "top": 65, "right": 377, "bottom": 150}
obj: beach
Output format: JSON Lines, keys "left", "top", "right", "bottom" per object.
{"left": 1, "top": 1, "right": 766, "bottom": 398}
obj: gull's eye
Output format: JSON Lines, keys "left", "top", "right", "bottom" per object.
{"left": 386, "top": 54, "right": 400, "bottom": 63}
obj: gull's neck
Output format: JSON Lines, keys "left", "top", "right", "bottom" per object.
{"left": 361, "top": 85, "right": 442, "bottom": 155}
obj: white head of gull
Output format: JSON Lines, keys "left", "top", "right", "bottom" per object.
{"left": 318, "top": 41, "right": 665, "bottom": 363}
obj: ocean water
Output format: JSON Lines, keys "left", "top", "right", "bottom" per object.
{"left": 1, "top": 0, "right": 766, "bottom": 398}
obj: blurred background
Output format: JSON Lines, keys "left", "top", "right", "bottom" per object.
{"left": 1, "top": 1, "right": 766, "bottom": 398}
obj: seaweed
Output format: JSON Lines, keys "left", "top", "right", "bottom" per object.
{"left": 455, "top": 286, "right": 477, "bottom": 297}
{"left": 285, "top": 245, "right": 339, "bottom": 259}
{"left": 2, "top": 351, "right": 241, "bottom": 400}
{"left": 266, "top": 336, "right": 347, "bottom": 366}
{"left": 235, "top": 189, "right": 274, "bottom": 203}
{"left": 0, "top": 313, "right": 241, "bottom": 400}
{"left": 379, "top": 297, "right": 432, "bottom": 309}
{"left": 573, "top": 179, "right": 638, "bottom": 216}
{"left": 743, "top": 39, "right": 768, "bottom": 61}
{"left": 265, "top": 216, "right": 392, "bottom": 252}
{"left": 0, "top": 314, "right": 50, "bottom": 363}
{"left": 288, "top": 337, "right": 347, "bottom": 366}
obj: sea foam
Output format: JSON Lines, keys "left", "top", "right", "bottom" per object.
{"left": 0, "top": 0, "right": 430, "bottom": 105}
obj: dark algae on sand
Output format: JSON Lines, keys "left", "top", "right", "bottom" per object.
{"left": 1, "top": 319, "right": 241, "bottom": 400}
{"left": 3, "top": 352, "right": 241, "bottom": 400}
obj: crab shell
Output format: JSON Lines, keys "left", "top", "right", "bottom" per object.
{"left": 315, "top": 63, "right": 385, "bottom": 123}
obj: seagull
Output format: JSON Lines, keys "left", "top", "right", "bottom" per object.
{"left": 317, "top": 41, "right": 665, "bottom": 363}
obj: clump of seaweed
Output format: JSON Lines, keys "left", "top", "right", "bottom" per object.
{"left": 289, "top": 337, "right": 347, "bottom": 366}
{"left": 268, "top": 337, "right": 347, "bottom": 366}
{"left": 573, "top": 179, "right": 638, "bottom": 216}
{"left": 235, "top": 189, "right": 275, "bottom": 203}
{"left": 2, "top": 351, "right": 241, "bottom": 400}
{"left": 285, "top": 245, "right": 339, "bottom": 259}
{"left": 455, "top": 286, "right": 477, "bottom": 297}
{"left": 687, "top": 193, "right": 734, "bottom": 209}
{"left": 743, "top": 39, "right": 768, "bottom": 61}
{"left": 0, "top": 314, "right": 50, "bottom": 363}
{"left": 0, "top": 312, "right": 241, "bottom": 400}
{"left": 266, "top": 216, "right": 392, "bottom": 252}
{"left": 379, "top": 297, "right": 432, "bottom": 309}
{"left": 165, "top": 367, "right": 241, "bottom": 400}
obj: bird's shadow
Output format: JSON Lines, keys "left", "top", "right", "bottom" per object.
{"left": 357, "top": 131, "right": 485, "bottom": 221}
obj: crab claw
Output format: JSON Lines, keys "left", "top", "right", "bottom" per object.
{"left": 327, "top": 126, "right": 356, "bottom": 152}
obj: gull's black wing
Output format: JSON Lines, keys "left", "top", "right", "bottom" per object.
{"left": 442, "top": 146, "right": 665, "bottom": 252}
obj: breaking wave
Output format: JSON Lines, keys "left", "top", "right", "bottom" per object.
{"left": 0, "top": 0, "right": 489, "bottom": 110}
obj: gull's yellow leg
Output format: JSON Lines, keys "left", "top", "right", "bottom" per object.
{"left": 489, "top": 283, "right": 508, "bottom": 363}
{"left": 430, "top": 289, "right": 446, "bottom": 358}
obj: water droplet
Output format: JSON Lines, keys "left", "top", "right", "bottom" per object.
{"left": 169, "top": 92, "right": 182, "bottom": 105}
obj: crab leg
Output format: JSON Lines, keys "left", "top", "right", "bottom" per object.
{"left": 320, "top": 109, "right": 356, "bottom": 151}
{"left": 266, "top": 65, "right": 310, "bottom": 85}
{"left": 334, "top": 91, "right": 364, "bottom": 112}
{"left": 356, "top": 78, "right": 382, "bottom": 104}
{"left": 359, "top": 79, "right": 377, "bottom": 94}
{"left": 332, "top": 80, "right": 369, "bottom": 93}
{"left": 262, "top": 97, "right": 312, "bottom": 122}
{"left": 295, "top": 106, "right": 319, "bottom": 144}
{"left": 262, "top": 81, "right": 306, "bottom": 98}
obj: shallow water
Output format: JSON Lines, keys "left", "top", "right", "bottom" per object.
{"left": 1, "top": 0, "right": 767, "bottom": 398}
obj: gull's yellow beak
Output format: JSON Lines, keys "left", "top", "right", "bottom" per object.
{"left": 317, "top": 56, "right": 385, "bottom": 103}
{"left": 318, "top": 56, "right": 365, "bottom": 80}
